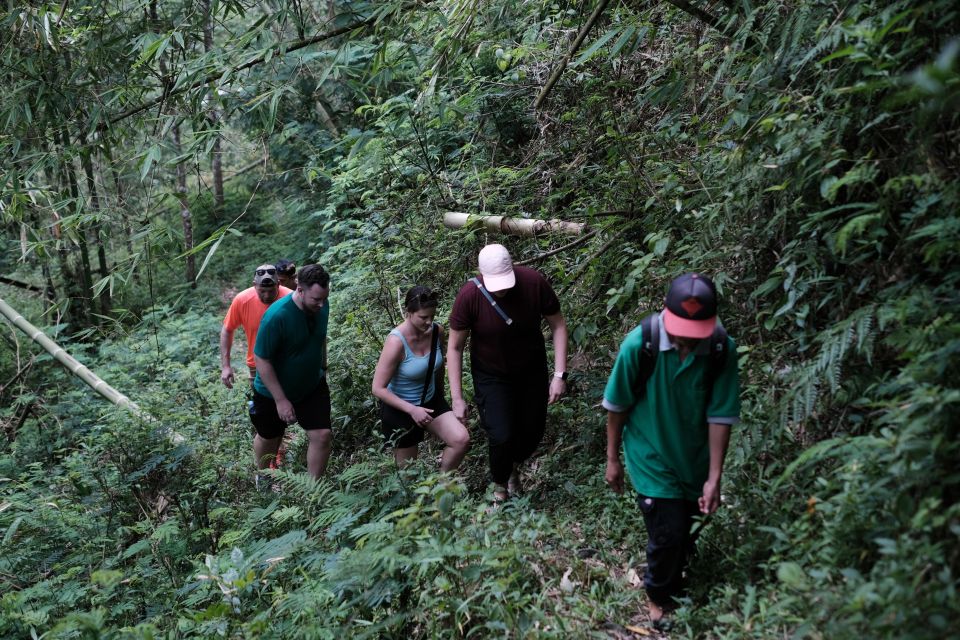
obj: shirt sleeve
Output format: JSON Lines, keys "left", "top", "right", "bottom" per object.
{"left": 706, "top": 335, "right": 741, "bottom": 424}
{"left": 602, "top": 325, "right": 645, "bottom": 412}
{"left": 448, "top": 283, "right": 475, "bottom": 331}
{"left": 537, "top": 272, "right": 561, "bottom": 316}
{"left": 223, "top": 296, "right": 243, "bottom": 331}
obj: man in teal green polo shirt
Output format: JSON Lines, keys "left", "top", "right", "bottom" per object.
{"left": 603, "top": 273, "right": 741, "bottom": 626}
{"left": 252, "top": 264, "right": 333, "bottom": 480}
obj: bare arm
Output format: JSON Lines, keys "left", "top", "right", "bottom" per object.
{"left": 544, "top": 311, "right": 569, "bottom": 403}
{"left": 446, "top": 327, "right": 469, "bottom": 421}
{"left": 372, "top": 334, "right": 435, "bottom": 425}
{"left": 699, "top": 423, "right": 731, "bottom": 514}
{"left": 219, "top": 326, "right": 235, "bottom": 388}
{"left": 254, "top": 355, "right": 295, "bottom": 424}
{"left": 604, "top": 410, "right": 629, "bottom": 494}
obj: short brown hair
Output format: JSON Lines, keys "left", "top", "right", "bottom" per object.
{"left": 297, "top": 264, "right": 329, "bottom": 289}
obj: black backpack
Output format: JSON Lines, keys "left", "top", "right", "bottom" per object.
{"left": 633, "top": 313, "right": 729, "bottom": 401}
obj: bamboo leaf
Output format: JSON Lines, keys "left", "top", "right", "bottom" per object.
{"left": 572, "top": 28, "right": 621, "bottom": 67}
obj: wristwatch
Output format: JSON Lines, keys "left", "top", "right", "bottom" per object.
{"left": 554, "top": 371, "right": 568, "bottom": 381}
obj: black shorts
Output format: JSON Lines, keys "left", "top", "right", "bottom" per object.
{"left": 249, "top": 378, "right": 331, "bottom": 439}
{"left": 379, "top": 393, "right": 452, "bottom": 449}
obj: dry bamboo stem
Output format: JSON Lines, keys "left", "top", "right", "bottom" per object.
{"left": 533, "top": 0, "right": 612, "bottom": 110}
{"left": 443, "top": 212, "right": 587, "bottom": 236}
{"left": 0, "top": 297, "right": 176, "bottom": 436}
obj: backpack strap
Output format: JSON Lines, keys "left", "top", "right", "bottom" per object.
{"left": 633, "top": 313, "right": 660, "bottom": 401}
{"left": 705, "top": 322, "right": 729, "bottom": 404}
{"left": 470, "top": 277, "right": 513, "bottom": 325}
{"left": 631, "top": 314, "right": 729, "bottom": 406}
{"left": 419, "top": 323, "right": 440, "bottom": 406}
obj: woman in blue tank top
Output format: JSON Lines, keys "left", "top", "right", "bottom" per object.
{"left": 372, "top": 286, "right": 470, "bottom": 470}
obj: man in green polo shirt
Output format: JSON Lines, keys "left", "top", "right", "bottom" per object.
{"left": 251, "top": 264, "right": 333, "bottom": 481}
{"left": 603, "top": 273, "right": 741, "bottom": 626}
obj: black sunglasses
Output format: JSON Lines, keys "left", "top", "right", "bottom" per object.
{"left": 256, "top": 268, "right": 277, "bottom": 276}
{"left": 277, "top": 265, "right": 296, "bottom": 275}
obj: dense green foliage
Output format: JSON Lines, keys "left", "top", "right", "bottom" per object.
{"left": 2, "top": 0, "right": 958, "bottom": 637}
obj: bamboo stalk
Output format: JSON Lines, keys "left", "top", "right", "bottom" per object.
{"left": 443, "top": 212, "right": 587, "bottom": 236}
{"left": 533, "top": 0, "right": 612, "bottom": 110}
{"left": 0, "top": 296, "right": 166, "bottom": 431}
{"left": 0, "top": 296, "right": 138, "bottom": 411}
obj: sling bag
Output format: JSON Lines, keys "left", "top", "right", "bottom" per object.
{"left": 419, "top": 323, "right": 440, "bottom": 406}
{"left": 470, "top": 277, "right": 513, "bottom": 325}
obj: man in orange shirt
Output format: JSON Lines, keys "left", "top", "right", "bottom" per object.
{"left": 220, "top": 264, "right": 293, "bottom": 388}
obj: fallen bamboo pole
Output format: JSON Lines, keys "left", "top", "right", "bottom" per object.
{"left": 443, "top": 212, "right": 587, "bottom": 236}
{"left": 0, "top": 296, "right": 163, "bottom": 429}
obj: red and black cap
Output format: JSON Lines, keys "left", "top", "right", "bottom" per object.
{"left": 663, "top": 273, "right": 718, "bottom": 339}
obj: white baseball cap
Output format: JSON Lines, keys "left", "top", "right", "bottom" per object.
{"left": 478, "top": 244, "right": 516, "bottom": 292}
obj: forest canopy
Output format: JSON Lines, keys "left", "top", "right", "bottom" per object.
{"left": 1, "top": 0, "right": 958, "bottom": 638}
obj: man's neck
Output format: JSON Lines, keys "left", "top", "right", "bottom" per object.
{"left": 292, "top": 291, "right": 312, "bottom": 315}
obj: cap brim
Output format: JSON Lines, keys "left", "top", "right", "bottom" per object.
{"left": 663, "top": 309, "right": 716, "bottom": 339}
{"left": 483, "top": 270, "right": 516, "bottom": 292}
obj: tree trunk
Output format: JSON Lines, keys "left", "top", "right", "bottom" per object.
{"left": 101, "top": 139, "right": 136, "bottom": 262}
{"left": 203, "top": 0, "right": 225, "bottom": 219}
{"left": 59, "top": 129, "right": 95, "bottom": 326}
{"left": 173, "top": 123, "right": 196, "bottom": 285}
{"left": 79, "top": 133, "right": 112, "bottom": 317}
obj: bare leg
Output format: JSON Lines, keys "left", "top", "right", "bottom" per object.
{"left": 254, "top": 434, "right": 282, "bottom": 470}
{"left": 648, "top": 600, "right": 664, "bottom": 622}
{"left": 306, "top": 429, "right": 332, "bottom": 479}
{"left": 394, "top": 446, "right": 418, "bottom": 466}
{"left": 507, "top": 464, "right": 522, "bottom": 495}
{"left": 424, "top": 412, "right": 470, "bottom": 472}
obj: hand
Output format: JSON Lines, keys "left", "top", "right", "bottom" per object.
{"left": 699, "top": 478, "right": 721, "bottom": 514}
{"left": 452, "top": 398, "right": 469, "bottom": 422}
{"left": 221, "top": 366, "right": 235, "bottom": 389}
{"left": 548, "top": 377, "right": 566, "bottom": 404}
{"left": 605, "top": 459, "right": 625, "bottom": 494}
{"left": 275, "top": 398, "right": 296, "bottom": 424}
{"left": 409, "top": 405, "right": 435, "bottom": 427}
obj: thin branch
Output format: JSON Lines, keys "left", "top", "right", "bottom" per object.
{"left": 0, "top": 276, "right": 44, "bottom": 293}
{"left": 534, "top": 0, "right": 612, "bottom": 110}
{"left": 559, "top": 233, "right": 619, "bottom": 296}
{"left": 0, "top": 356, "right": 34, "bottom": 397}
{"left": 515, "top": 229, "right": 599, "bottom": 265}
{"left": 663, "top": 0, "right": 721, "bottom": 28}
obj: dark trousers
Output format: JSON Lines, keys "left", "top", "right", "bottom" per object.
{"left": 472, "top": 366, "right": 548, "bottom": 484}
{"left": 637, "top": 495, "right": 701, "bottom": 607}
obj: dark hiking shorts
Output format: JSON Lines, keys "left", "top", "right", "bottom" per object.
{"left": 379, "top": 393, "right": 452, "bottom": 449}
{"left": 249, "top": 378, "right": 331, "bottom": 439}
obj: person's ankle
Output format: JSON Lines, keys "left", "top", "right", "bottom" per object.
{"left": 647, "top": 600, "right": 664, "bottom": 622}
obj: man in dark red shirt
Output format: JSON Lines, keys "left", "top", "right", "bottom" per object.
{"left": 447, "top": 244, "right": 569, "bottom": 502}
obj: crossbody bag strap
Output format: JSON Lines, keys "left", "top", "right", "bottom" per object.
{"left": 470, "top": 277, "right": 513, "bottom": 325}
{"left": 419, "top": 323, "right": 440, "bottom": 406}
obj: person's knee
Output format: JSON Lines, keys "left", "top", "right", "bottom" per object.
{"left": 308, "top": 429, "right": 333, "bottom": 447}
{"left": 255, "top": 434, "right": 282, "bottom": 447}
{"left": 450, "top": 428, "right": 470, "bottom": 451}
